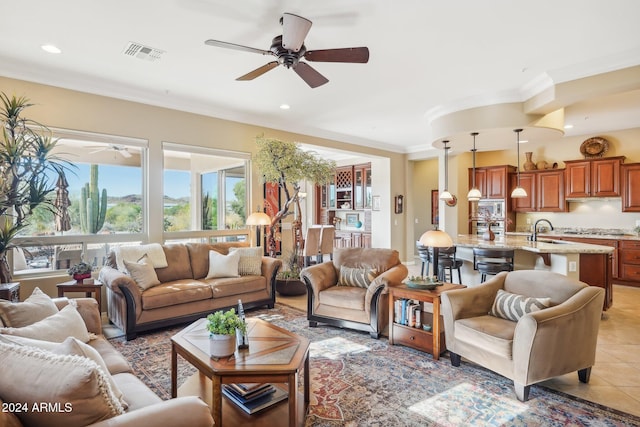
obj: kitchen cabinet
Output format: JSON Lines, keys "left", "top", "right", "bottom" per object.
{"left": 353, "top": 164, "right": 372, "bottom": 209}
{"left": 621, "top": 163, "right": 640, "bottom": 212}
{"left": 335, "top": 166, "right": 354, "bottom": 209}
{"left": 617, "top": 240, "right": 640, "bottom": 287}
{"left": 469, "top": 165, "right": 516, "bottom": 199}
{"left": 334, "top": 231, "right": 371, "bottom": 248}
{"left": 558, "top": 236, "right": 616, "bottom": 309}
{"left": 564, "top": 156, "right": 624, "bottom": 199}
{"left": 512, "top": 170, "right": 566, "bottom": 212}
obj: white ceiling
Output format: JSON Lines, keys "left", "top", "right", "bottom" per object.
{"left": 2, "top": 0, "right": 640, "bottom": 157}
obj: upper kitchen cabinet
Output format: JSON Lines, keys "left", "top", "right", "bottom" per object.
{"left": 621, "top": 163, "right": 640, "bottom": 212}
{"left": 510, "top": 169, "right": 566, "bottom": 212}
{"left": 335, "top": 166, "right": 354, "bottom": 209}
{"left": 564, "top": 156, "right": 625, "bottom": 199}
{"left": 469, "top": 165, "right": 516, "bottom": 199}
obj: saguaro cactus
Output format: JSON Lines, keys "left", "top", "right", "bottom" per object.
{"left": 80, "top": 164, "right": 107, "bottom": 233}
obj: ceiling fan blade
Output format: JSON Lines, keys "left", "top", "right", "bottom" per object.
{"left": 236, "top": 61, "right": 280, "bottom": 81}
{"left": 281, "top": 13, "right": 312, "bottom": 52}
{"left": 293, "top": 62, "right": 329, "bottom": 88}
{"left": 305, "top": 47, "right": 369, "bottom": 63}
{"left": 204, "top": 39, "right": 271, "bottom": 56}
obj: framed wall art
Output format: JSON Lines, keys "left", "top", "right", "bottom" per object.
{"left": 431, "top": 190, "right": 439, "bottom": 225}
{"left": 346, "top": 213, "right": 359, "bottom": 227}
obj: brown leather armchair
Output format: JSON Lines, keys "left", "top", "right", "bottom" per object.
{"left": 300, "top": 247, "right": 408, "bottom": 338}
{"left": 441, "top": 270, "right": 605, "bottom": 401}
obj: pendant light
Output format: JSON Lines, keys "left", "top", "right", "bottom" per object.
{"left": 439, "top": 140, "right": 454, "bottom": 201}
{"left": 510, "top": 128, "right": 527, "bottom": 198}
{"left": 467, "top": 132, "right": 482, "bottom": 201}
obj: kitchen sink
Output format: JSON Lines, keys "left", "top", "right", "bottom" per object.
{"left": 536, "top": 239, "right": 569, "bottom": 244}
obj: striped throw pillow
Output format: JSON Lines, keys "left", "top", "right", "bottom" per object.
{"left": 337, "top": 267, "right": 379, "bottom": 288}
{"left": 489, "top": 289, "right": 551, "bottom": 322}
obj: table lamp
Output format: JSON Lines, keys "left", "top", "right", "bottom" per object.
{"left": 419, "top": 229, "right": 453, "bottom": 280}
{"left": 246, "top": 210, "right": 271, "bottom": 247}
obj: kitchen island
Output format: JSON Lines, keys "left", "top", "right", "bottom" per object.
{"left": 452, "top": 234, "right": 614, "bottom": 309}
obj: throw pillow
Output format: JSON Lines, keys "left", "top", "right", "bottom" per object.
{"left": 0, "top": 341, "right": 125, "bottom": 427}
{"left": 206, "top": 250, "right": 241, "bottom": 279}
{"left": 0, "top": 335, "right": 127, "bottom": 410}
{"left": 124, "top": 254, "right": 161, "bottom": 290}
{"left": 489, "top": 289, "right": 551, "bottom": 322}
{"left": 0, "top": 287, "right": 59, "bottom": 328}
{"left": 337, "top": 266, "right": 379, "bottom": 288}
{"left": 229, "top": 246, "right": 263, "bottom": 276}
{"left": 0, "top": 303, "right": 90, "bottom": 343}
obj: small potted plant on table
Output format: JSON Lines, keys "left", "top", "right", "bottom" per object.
{"left": 68, "top": 262, "right": 94, "bottom": 283}
{"left": 206, "top": 308, "right": 246, "bottom": 358}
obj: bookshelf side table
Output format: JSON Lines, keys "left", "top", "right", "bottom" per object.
{"left": 388, "top": 283, "right": 465, "bottom": 360}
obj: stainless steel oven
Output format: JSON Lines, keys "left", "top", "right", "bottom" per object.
{"left": 471, "top": 199, "right": 506, "bottom": 236}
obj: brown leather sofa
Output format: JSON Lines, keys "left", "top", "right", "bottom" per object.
{"left": 301, "top": 247, "right": 408, "bottom": 338}
{"left": 99, "top": 242, "right": 281, "bottom": 340}
{"left": 0, "top": 298, "right": 213, "bottom": 427}
{"left": 441, "top": 270, "right": 605, "bottom": 401}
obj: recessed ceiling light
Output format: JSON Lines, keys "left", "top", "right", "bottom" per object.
{"left": 279, "top": 104, "right": 290, "bottom": 110}
{"left": 564, "top": 124, "right": 574, "bottom": 129}
{"left": 41, "top": 44, "right": 61, "bottom": 54}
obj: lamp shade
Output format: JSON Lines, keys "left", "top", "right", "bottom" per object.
{"left": 246, "top": 212, "right": 271, "bottom": 226}
{"left": 439, "top": 190, "right": 454, "bottom": 201}
{"left": 511, "top": 186, "right": 528, "bottom": 199}
{"left": 419, "top": 229, "right": 453, "bottom": 248}
{"left": 467, "top": 187, "right": 482, "bottom": 201}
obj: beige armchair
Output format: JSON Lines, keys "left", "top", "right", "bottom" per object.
{"left": 441, "top": 270, "right": 604, "bottom": 401}
{"left": 300, "top": 247, "right": 408, "bottom": 338}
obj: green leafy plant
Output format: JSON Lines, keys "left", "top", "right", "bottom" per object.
{"left": 68, "top": 261, "right": 94, "bottom": 276}
{"left": 277, "top": 249, "right": 302, "bottom": 280}
{"left": 206, "top": 308, "right": 246, "bottom": 336}
{"left": 0, "top": 93, "right": 70, "bottom": 283}
{"left": 254, "top": 136, "right": 335, "bottom": 257}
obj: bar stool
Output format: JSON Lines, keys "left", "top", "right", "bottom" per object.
{"left": 437, "top": 246, "right": 463, "bottom": 284}
{"left": 416, "top": 241, "right": 432, "bottom": 276}
{"left": 473, "top": 247, "right": 514, "bottom": 283}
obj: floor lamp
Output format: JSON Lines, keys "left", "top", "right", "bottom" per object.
{"left": 419, "top": 229, "right": 453, "bottom": 280}
{"left": 246, "top": 210, "right": 271, "bottom": 248}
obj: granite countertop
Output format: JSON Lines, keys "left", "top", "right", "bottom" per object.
{"left": 455, "top": 234, "right": 614, "bottom": 254}
{"left": 509, "top": 230, "right": 640, "bottom": 241}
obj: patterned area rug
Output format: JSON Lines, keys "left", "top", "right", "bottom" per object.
{"left": 109, "top": 304, "right": 640, "bottom": 426}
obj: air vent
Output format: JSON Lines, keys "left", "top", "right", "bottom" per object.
{"left": 122, "top": 42, "right": 164, "bottom": 62}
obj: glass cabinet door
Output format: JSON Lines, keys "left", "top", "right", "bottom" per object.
{"left": 364, "top": 167, "right": 372, "bottom": 208}
{"left": 354, "top": 169, "right": 363, "bottom": 209}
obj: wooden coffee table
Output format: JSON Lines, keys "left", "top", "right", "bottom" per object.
{"left": 171, "top": 318, "right": 310, "bottom": 427}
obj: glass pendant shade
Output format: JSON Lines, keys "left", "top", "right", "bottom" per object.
{"left": 467, "top": 187, "right": 482, "bottom": 201}
{"left": 511, "top": 128, "right": 528, "bottom": 199}
{"left": 419, "top": 229, "right": 453, "bottom": 248}
{"left": 439, "top": 190, "right": 454, "bottom": 201}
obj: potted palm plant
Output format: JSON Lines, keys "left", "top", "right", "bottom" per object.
{"left": 0, "top": 93, "right": 69, "bottom": 283}
{"left": 206, "top": 308, "right": 246, "bottom": 358}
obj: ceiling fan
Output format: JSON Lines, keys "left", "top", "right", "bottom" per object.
{"left": 89, "top": 144, "right": 132, "bottom": 158}
{"left": 204, "top": 13, "right": 369, "bottom": 88}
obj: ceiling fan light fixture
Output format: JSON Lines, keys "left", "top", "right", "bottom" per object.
{"left": 511, "top": 128, "right": 528, "bottom": 199}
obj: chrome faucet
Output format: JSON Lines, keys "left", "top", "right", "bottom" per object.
{"left": 531, "top": 219, "right": 554, "bottom": 241}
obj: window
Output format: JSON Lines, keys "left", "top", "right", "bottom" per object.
{"left": 162, "top": 143, "right": 250, "bottom": 241}
{"left": 12, "top": 130, "right": 146, "bottom": 275}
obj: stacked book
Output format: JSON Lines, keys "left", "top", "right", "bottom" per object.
{"left": 222, "top": 383, "right": 288, "bottom": 414}
{"left": 394, "top": 299, "right": 422, "bottom": 328}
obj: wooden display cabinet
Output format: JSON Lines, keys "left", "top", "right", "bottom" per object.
{"left": 388, "top": 283, "right": 465, "bottom": 360}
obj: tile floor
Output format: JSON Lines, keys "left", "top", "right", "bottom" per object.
{"left": 277, "top": 264, "right": 640, "bottom": 417}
